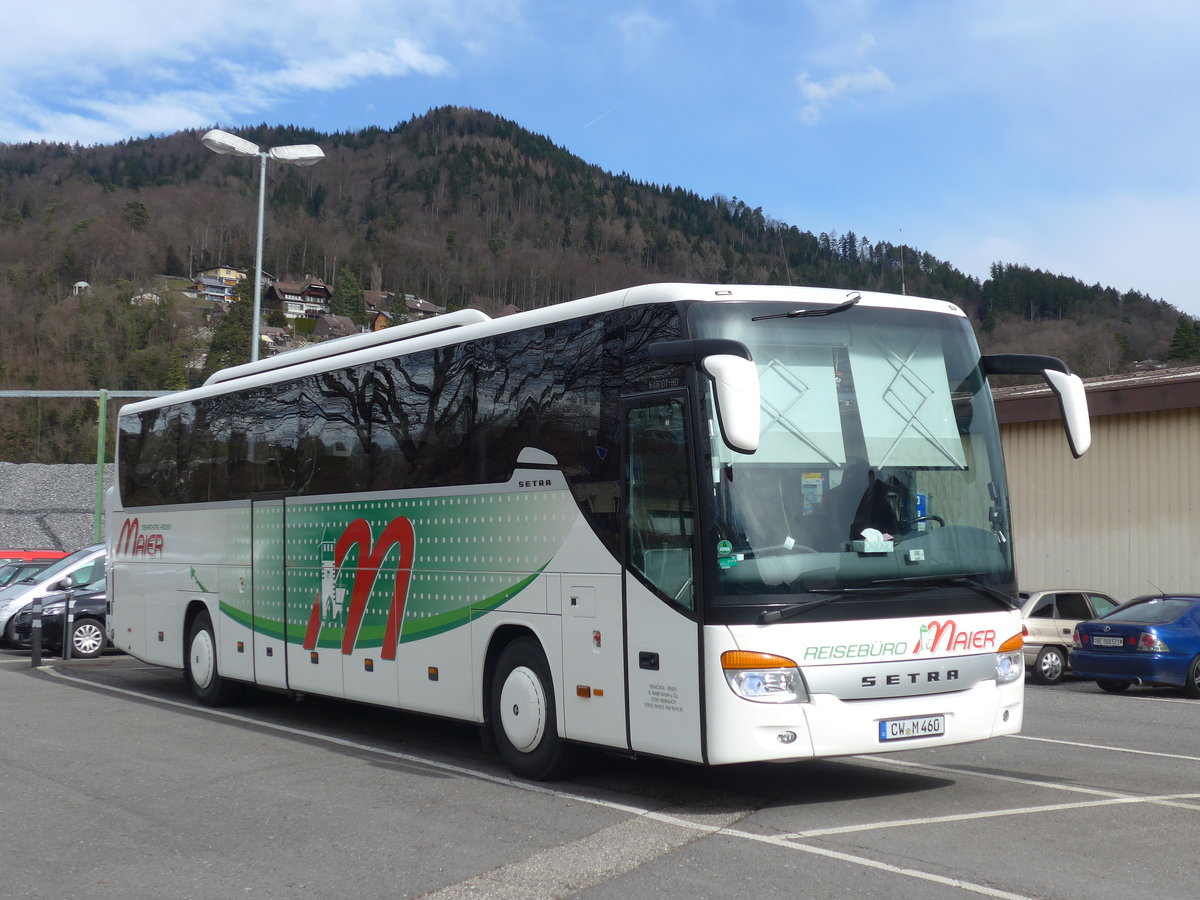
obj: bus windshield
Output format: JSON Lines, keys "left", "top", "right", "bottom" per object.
{"left": 689, "top": 300, "right": 1013, "bottom": 609}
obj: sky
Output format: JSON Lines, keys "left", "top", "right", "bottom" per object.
{"left": 4, "top": 0, "right": 1198, "bottom": 314}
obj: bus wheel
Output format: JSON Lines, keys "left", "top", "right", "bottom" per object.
{"left": 489, "top": 638, "right": 574, "bottom": 780}
{"left": 185, "top": 609, "right": 240, "bottom": 707}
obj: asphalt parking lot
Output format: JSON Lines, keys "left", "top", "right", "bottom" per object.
{"left": 2, "top": 650, "right": 1197, "bottom": 900}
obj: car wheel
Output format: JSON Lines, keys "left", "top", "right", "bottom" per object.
{"left": 2, "top": 615, "right": 19, "bottom": 647}
{"left": 184, "top": 609, "right": 240, "bottom": 706}
{"left": 1183, "top": 655, "right": 1200, "bottom": 699}
{"left": 1097, "top": 679, "right": 1131, "bottom": 694}
{"left": 68, "top": 617, "right": 105, "bottom": 659}
{"left": 1032, "top": 646, "right": 1067, "bottom": 685}
{"left": 489, "top": 637, "right": 575, "bottom": 780}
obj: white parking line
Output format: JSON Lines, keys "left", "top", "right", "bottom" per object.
{"left": 1011, "top": 733, "right": 1200, "bottom": 762}
{"left": 855, "top": 754, "right": 1200, "bottom": 809}
{"left": 44, "top": 665, "right": 1041, "bottom": 900}
{"left": 780, "top": 792, "right": 1200, "bottom": 838}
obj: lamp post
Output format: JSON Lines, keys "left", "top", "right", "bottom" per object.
{"left": 200, "top": 129, "right": 325, "bottom": 362}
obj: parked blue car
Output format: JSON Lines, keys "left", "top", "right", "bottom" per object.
{"left": 1071, "top": 595, "right": 1200, "bottom": 696}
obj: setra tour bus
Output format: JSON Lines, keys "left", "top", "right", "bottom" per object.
{"left": 108, "top": 283, "right": 1090, "bottom": 779}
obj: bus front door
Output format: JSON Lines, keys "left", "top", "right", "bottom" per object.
{"left": 623, "top": 397, "right": 704, "bottom": 763}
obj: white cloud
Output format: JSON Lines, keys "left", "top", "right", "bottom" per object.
{"left": 0, "top": 0, "right": 491, "bottom": 143}
{"left": 796, "top": 65, "right": 894, "bottom": 124}
{"left": 613, "top": 9, "right": 672, "bottom": 61}
{"left": 258, "top": 39, "right": 453, "bottom": 94}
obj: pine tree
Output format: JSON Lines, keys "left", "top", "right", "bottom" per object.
{"left": 1166, "top": 318, "right": 1200, "bottom": 362}
{"left": 331, "top": 265, "right": 365, "bottom": 322}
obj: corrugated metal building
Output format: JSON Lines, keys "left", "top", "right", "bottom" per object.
{"left": 995, "top": 366, "right": 1200, "bottom": 601}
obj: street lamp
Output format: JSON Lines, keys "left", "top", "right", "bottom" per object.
{"left": 200, "top": 129, "right": 325, "bottom": 362}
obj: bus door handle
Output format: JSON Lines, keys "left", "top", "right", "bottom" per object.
{"left": 639, "top": 651, "right": 660, "bottom": 671}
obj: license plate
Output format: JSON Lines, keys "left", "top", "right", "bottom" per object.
{"left": 879, "top": 714, "right": 945, "bottom": 742}
{"left": 1093, "top": 635, "right": 1124, "bottom": 647}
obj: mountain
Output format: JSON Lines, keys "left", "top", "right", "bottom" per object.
{"left": 0, "top": 106, "right": 1186, "bottom": 462}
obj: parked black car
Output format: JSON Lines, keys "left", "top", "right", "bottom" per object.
{"left": 11, "top": 582, "right": 109, "bottom": 659}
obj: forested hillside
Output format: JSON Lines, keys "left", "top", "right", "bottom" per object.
{"left": 0, "top": 106, "right": 1188, "bottom": 461}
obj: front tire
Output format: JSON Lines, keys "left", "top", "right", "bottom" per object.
{"left": 489, "top": 637, "right": 574, "bottom": 780}
{"left": 1097, "top": 679, "right": 1131, "bottom": 694}
{"left": 1032, "top": 646, "right": 1067, "bottom": 685}
{"left": 184, "top": 609, "right": 240, "bottom": 706}
{"left": 2, "top": 615, "right": 19, "bottom": 647}
{"left": 68, "top": 617, "right": 106, "bottom": 659}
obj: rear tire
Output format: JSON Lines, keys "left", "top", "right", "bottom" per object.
{"left": 489, "top": 637, "right": 575, "bottom": 780}
{"left": 184, "top": 609, "right": 240, "bottom": 706}
{"left": 68, "top": 617, "right": 106, "bottom": 659}
{"left": 1032, "top": 646, "right": 1067, "bottom": 685}
{"left": 1183, "top": 655, "right": 1200, "bottom": 699}
{"left": 1097, "top": 679, "right": 1131, "bottom": 694}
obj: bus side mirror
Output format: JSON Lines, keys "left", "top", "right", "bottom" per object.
{"left": 702, "top": 355, "right": 760, "bottom": 454}
{"left": 982, "top": 353, "right": 1091, "bottom": 458}
{"left": 1042, "top": 369, "right": 1091, "bottom": 458}
{"left": 649, "top": 338, "right": 761, "bottom": 454}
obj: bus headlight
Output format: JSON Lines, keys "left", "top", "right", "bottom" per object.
{"left": 721, "top": 651, "right": 808, "bottom": 703}
{"left": 995, "top": 633, "right": 1024, "bottom": 684}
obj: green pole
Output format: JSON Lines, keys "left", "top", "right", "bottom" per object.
{"left": 94, "top": 389, "right": 107, "bottom": 544}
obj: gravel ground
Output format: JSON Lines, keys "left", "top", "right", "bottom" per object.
{"left": 0, "top": 462, "right": 113, "bottom": 552}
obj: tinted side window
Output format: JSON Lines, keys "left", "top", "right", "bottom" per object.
{"left": 1056, "top": 593, "right": 1090, "bottom": 619}
{"left": 1089, "top": 594, "right": 1118, "bottom": 616}
{"left": 371, "top": 346, "right": 474, "bottom": 489}
{"left": 295, "top": 368, "right": 372, "bottom": 496}
{"left": 1029, "top": 596, "right": 1055, "bottom": 618}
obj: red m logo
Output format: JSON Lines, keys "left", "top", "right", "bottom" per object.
{"left": 302, "top": 517, "right": 415, "bottom": 659}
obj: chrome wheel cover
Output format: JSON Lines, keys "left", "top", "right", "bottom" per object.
{"left": 498, "top": 665, "right": 546, "bottom": 753}
{"left": 189, "top": 627, "right": 216, "bottom": 690}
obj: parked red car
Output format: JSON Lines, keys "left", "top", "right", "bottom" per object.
{"left": 0, "top": 549, "right": 68, "bottom": 562}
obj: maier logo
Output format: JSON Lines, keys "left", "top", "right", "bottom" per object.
{"left": 914, "top": 619, "right": 996, "bottom": 654}
{"left": 116, "top": 518, "right": 165, "bottom": 557}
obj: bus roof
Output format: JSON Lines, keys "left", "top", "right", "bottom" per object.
{"left": 120, "top": 283, "right": 964, "bottom": 418}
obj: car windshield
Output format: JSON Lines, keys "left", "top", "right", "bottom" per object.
{"left": 8, "top": 547, "right": 94, "bottom": 589}
{"left": 689, "top": 300, "right": 1014, "bottom": 607}
{"left": 1102, "top": 598, "right": 1198, "bottom": 624}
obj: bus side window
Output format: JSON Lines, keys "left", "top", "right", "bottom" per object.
{"left": 627, "top": 399, "right": 694, "bottom": 610}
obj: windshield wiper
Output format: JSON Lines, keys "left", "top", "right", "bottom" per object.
{"left": 758, "top": 583, "right": 919, "bottom": 624}
{"left": 867, "top": 573, "right": 1018, "bottom": 610}
{"left": 758, "top": 593, "right": 849, "bottom": 624}
{"left": 751, "top": 292, "right": 860, "bottom": 321}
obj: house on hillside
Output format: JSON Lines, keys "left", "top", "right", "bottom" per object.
{"left": 193, "top": 266, "right": 247, "bottom": 304}
{"left": 363, "top": 290, "right": 445, "bottom": 331}
{"left": 400, "top": 293, "right": 445, "bottom": 318}
{"left": 265, "top": 276, "right": 333, "bottom": 320}
{"left": 313, "top": 314, "right": 358, "bottom": 339}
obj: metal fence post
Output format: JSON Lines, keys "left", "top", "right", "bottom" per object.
{"left": 63, "top": 588, "right": 75, "bottom": 661}
{"left": 30, "top": 597, "right": 42, "bottom": 668}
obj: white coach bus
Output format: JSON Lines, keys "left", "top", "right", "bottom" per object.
{"left": 107, "top": 283, "right": 1090, "bottom": 779}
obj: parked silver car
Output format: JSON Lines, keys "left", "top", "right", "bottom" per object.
{"left": 1020, "top": 589, "right": 1119, "bottom": 684}
{"left": 0, "top": 544, "right": 106, "bottom": 645}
